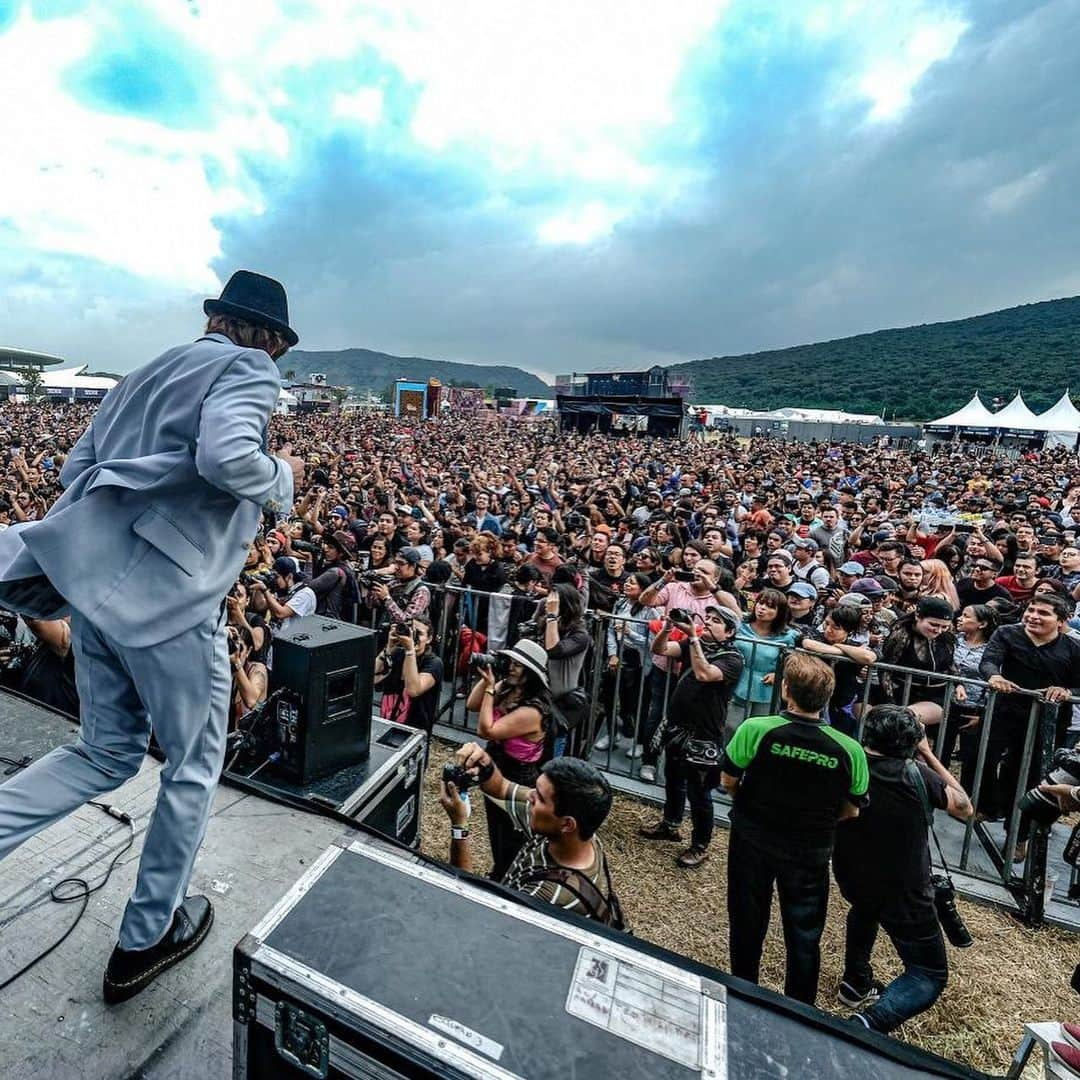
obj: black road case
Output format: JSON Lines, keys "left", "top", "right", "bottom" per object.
{"left": 233, "top": 833, "right": 990, "bottom": 1080}
{"left": 226, "top": 718, "right": 425, "bottom": 847}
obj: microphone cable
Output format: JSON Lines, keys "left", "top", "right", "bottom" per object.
{"left": 0, "top": 758, "right": 135, "bottom": 993}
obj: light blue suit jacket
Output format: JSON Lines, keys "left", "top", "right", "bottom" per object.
{"left": 0, "top": 333, "right": 293, "bottom": 647}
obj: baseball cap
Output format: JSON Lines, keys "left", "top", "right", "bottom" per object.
{"left": 839, "top": 561, "right": 865, "bottom": 576}
{"left": 330, "top": 504, "right": 349, "bottom": 519}
{"left": 788, "top": 582, "right": 818, "bottom": 600}
{"left": 851, "top": 578, "right": 885, "bottom": 597}
{"left": 792, "top": 538, "right": 818, "bottom": 551}
{"left": 704, "top": 604, "right": 742, "bottom": 631}
{"left": 273, "top": 556, "right": 300, "bottom": 578}
{"left": 594, "top": 524, "right": 612, "bottom": 535}
{"left": 396, "top": 548, "right": 423, "bottom": 566}
{"left": 837, "top": 592, "right": 871, "bottom": 609}
{"left": 917, "top": 596, "right": 955, "bottom": 620}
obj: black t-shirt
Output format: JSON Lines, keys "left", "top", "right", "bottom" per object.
{"left": 832, "top": 757, "right": 948, "bottom": 926}
{"left": 668, "top": 640, "right": 743, "bottom": 743}
{"left": 382, "top": 649, "right": 444, "bottom": 736}
{"left": 956, "top": 577, "right": 1010, "bottom": 608}
{"left": 722, "top": 710, "right": 869, "bottom": 859}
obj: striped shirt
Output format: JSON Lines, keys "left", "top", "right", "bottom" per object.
{"left": 496, "top": 784, "right": 604, "bottom": 914}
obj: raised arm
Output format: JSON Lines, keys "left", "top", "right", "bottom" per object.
{"left": 195, "top": 349, "right": 294, "bottom": 511}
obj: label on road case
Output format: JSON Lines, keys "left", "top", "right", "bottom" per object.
{"left": 565, "top": 945, "right": 720, "bottom": 1072}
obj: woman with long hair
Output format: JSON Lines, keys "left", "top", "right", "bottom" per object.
{"left": 920, "top": 558, "right": 960, "bottom": 610}
{"left": 466, "top": 640, "right": 552, "bottom": 878}
{"left": 731, "top": 587, "right": 801, "bottom": 728}
{"left": 935, "top": 604, "right": 996, "bottom": 792}
{"left": 543, "top": 579, "right": 591, "bottom": 755}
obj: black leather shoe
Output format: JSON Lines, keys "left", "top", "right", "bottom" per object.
{"left": 103, "top": 895, "right": 214, "bottom": 1004}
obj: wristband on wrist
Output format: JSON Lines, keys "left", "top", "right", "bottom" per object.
{"left": 451, "top": 826, "right": 470, "bottom": 840}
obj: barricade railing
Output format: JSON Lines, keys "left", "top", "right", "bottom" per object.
{"left": 403, "top": 588, "right": 1078, "bottom": 926}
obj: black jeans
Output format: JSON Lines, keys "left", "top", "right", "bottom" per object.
{"left": 600, "top": 661, "right": 646, "bottom": 741}
{"left": 842, "top": 906, "right": 948, "bottom": 1033}
{"left": 978, "top": 708, "right": 1040, "bottom": 821}
{"left": 663, "top": 751, "right": 720, "bottom": 848}
{"left": 642, "top": 666, "right": 676, "bottom": 766}
{"left": 727, "top": 824, "right": 831, "bottom": 1005}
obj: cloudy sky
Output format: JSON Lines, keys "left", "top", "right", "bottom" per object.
{"left": 0, "top": 0, "right": 1076, "bottom": 378}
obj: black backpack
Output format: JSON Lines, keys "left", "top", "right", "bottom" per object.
{"left": 520, "top": 854, "right": 627, "bottom": 931}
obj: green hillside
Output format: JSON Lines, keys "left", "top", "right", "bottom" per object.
{"left": 670, "top": 297, "right": 1080, "bottom": 420}
{"left": 286, "top": 347, "right": 551, "bottom": 399}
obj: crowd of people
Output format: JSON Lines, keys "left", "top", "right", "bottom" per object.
{"left": 1, "top": 396, "right": 1079, "bottom": 1032}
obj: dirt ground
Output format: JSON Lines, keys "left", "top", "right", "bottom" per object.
{"left": 418, "top": 738, "right": 1078, "bottom": 1076}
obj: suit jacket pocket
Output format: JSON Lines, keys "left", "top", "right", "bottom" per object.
{"left": 132, "top": 506, "right": 204, "bottom": 577}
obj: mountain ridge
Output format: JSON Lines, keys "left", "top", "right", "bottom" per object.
{"left": 285, "top": 346, "right": 551, "bottom": 398}
{"left": 669, "top": 296, "right": 1080, "bottom": 419}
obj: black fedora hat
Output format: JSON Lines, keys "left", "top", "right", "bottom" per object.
{"left": 204, "top": 270, "right": 298, "bottom": 347}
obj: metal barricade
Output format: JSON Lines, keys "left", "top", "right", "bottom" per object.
{"left": 418, "top": 591, "right": 1078, "bottom": 926}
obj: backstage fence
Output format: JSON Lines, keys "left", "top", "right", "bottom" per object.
{"left": 403, "top": 583, "right": 1079, "bottom": 928}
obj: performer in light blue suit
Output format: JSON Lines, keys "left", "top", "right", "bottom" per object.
{"left": 0, "top": 271, "right": 305, "bottom": 1002}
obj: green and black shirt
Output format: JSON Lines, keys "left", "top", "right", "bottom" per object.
{"left": 722, "top": 711, "right": 869, "bottom": 854}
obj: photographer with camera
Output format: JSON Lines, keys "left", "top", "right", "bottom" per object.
{"left": 308, "top": 529, "right": 360, "bottom": 622}
{"left": 636, "top": 559, "right": 737, "bottom": 781}
{"left": 438, "top": 741, "right": 621, "bottom": 925}
{"left": 639, "top": 605, "right": 744, "bottom": 867}
{"left": 465, "top": 639, "right": 553, "bottom": 879}
{"left": 228, "top": 623, "right": 268, "bottom": 726}
{"left": 250, "top": 556, "right": 317, "bottom": 631}
{"left": 374, "top": 615, "right": 443, "bottom": 742}
{"left": 368, "top": 547, "right": 431, "bottom": 628}
{"left": 833, "top": 705, "right": 973, "bottom": 1032}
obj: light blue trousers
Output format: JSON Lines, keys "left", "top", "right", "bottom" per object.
{"left": 0, "top": 607, "right": 230, "bottom": 950}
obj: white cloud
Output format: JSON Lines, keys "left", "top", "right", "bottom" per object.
{"left": 856, "top": 14, "right": 967, "bottom": 122}
{"left": 983, "top": 166, "right": 1051, "bottom": 214}
{"left": 332, "top": 87, "right": 384, "bottom": 126}
{"left": 537, "top": 202, "right": 625, "bottom": 245}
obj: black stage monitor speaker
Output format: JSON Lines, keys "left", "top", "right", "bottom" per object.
{"left": 269, "top": 619, "right": 376, "bottom": 784}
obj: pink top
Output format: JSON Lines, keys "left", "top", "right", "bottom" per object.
{"left": 490, "top": 706, "right": 545, "bottom": 764}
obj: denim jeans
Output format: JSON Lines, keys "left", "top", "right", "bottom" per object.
{"left": 663, "top": 750, "right": 720, "bottom": 848}
{"left": 727, "top": 824, "right": 831, "bottom": 1005}
{"left": 642, "top": 666, "right": 675, "bottom": 766}
{"left": 843, "top": 907, "right": 948, "bottom": 1033}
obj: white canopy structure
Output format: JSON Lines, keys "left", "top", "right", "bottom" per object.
{"left": 926, "top": 389, "right": 1080, "bottom": 447}
{"left": 1034, "top": 390, "right": 1080, "bottom": 448}
{"left": 990, "top": 391, "right": 1039, "bottom": 430}
{"left": 925, "top": 393, "right": 996, "bottom": 429}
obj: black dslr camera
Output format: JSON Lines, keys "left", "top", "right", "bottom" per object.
{"left": 442, "top": 760, "right": 494, "bottom": 793}
{"left": 1018, "top": 746, "right": 1080, "bottom": 831}
{"left": 469, "top": 651, "right": 510, "bottom": 678}
{"left": 930, "top": 875, "right": 973, "bottom": 948}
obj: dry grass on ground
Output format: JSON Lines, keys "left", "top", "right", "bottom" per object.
{"left": 418, "top": 739, "right": 1077, "bottom": 1076}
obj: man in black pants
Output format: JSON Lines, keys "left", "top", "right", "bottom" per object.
{"left": 979, "top": 593, "right": 1080, "bottom": 825}
{"left": 833, "top": 705, "right": 973, "bottom": 1031}
{"left": 638, "top": 605, "right": 744, "bottom": 868}
{"left": 721, "top": 652, "right": 869, "bottom": 1005}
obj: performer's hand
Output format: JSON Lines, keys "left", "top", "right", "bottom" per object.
{"left": 276, "top": 442, "right": 305, "bottom": 489}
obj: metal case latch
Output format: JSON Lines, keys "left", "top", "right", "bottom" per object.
{"left": 274, "top": 1000, "right": 330, "bottom": 1078}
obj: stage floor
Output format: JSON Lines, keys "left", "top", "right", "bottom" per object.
{"left": 0, "top": 695, "right": 346, "bottom": 1080}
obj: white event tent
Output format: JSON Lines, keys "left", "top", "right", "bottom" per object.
{"left": 926, "top": 390, "right": 1080, "bottom": 448}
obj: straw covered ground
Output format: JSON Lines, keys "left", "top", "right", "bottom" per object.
{"left": 418, "top": 738, "right": 1078, "bottom": 1076}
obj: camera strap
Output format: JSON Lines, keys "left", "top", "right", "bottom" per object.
{"left": 906, "top": 761, "right": 955, "bottom": 889}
